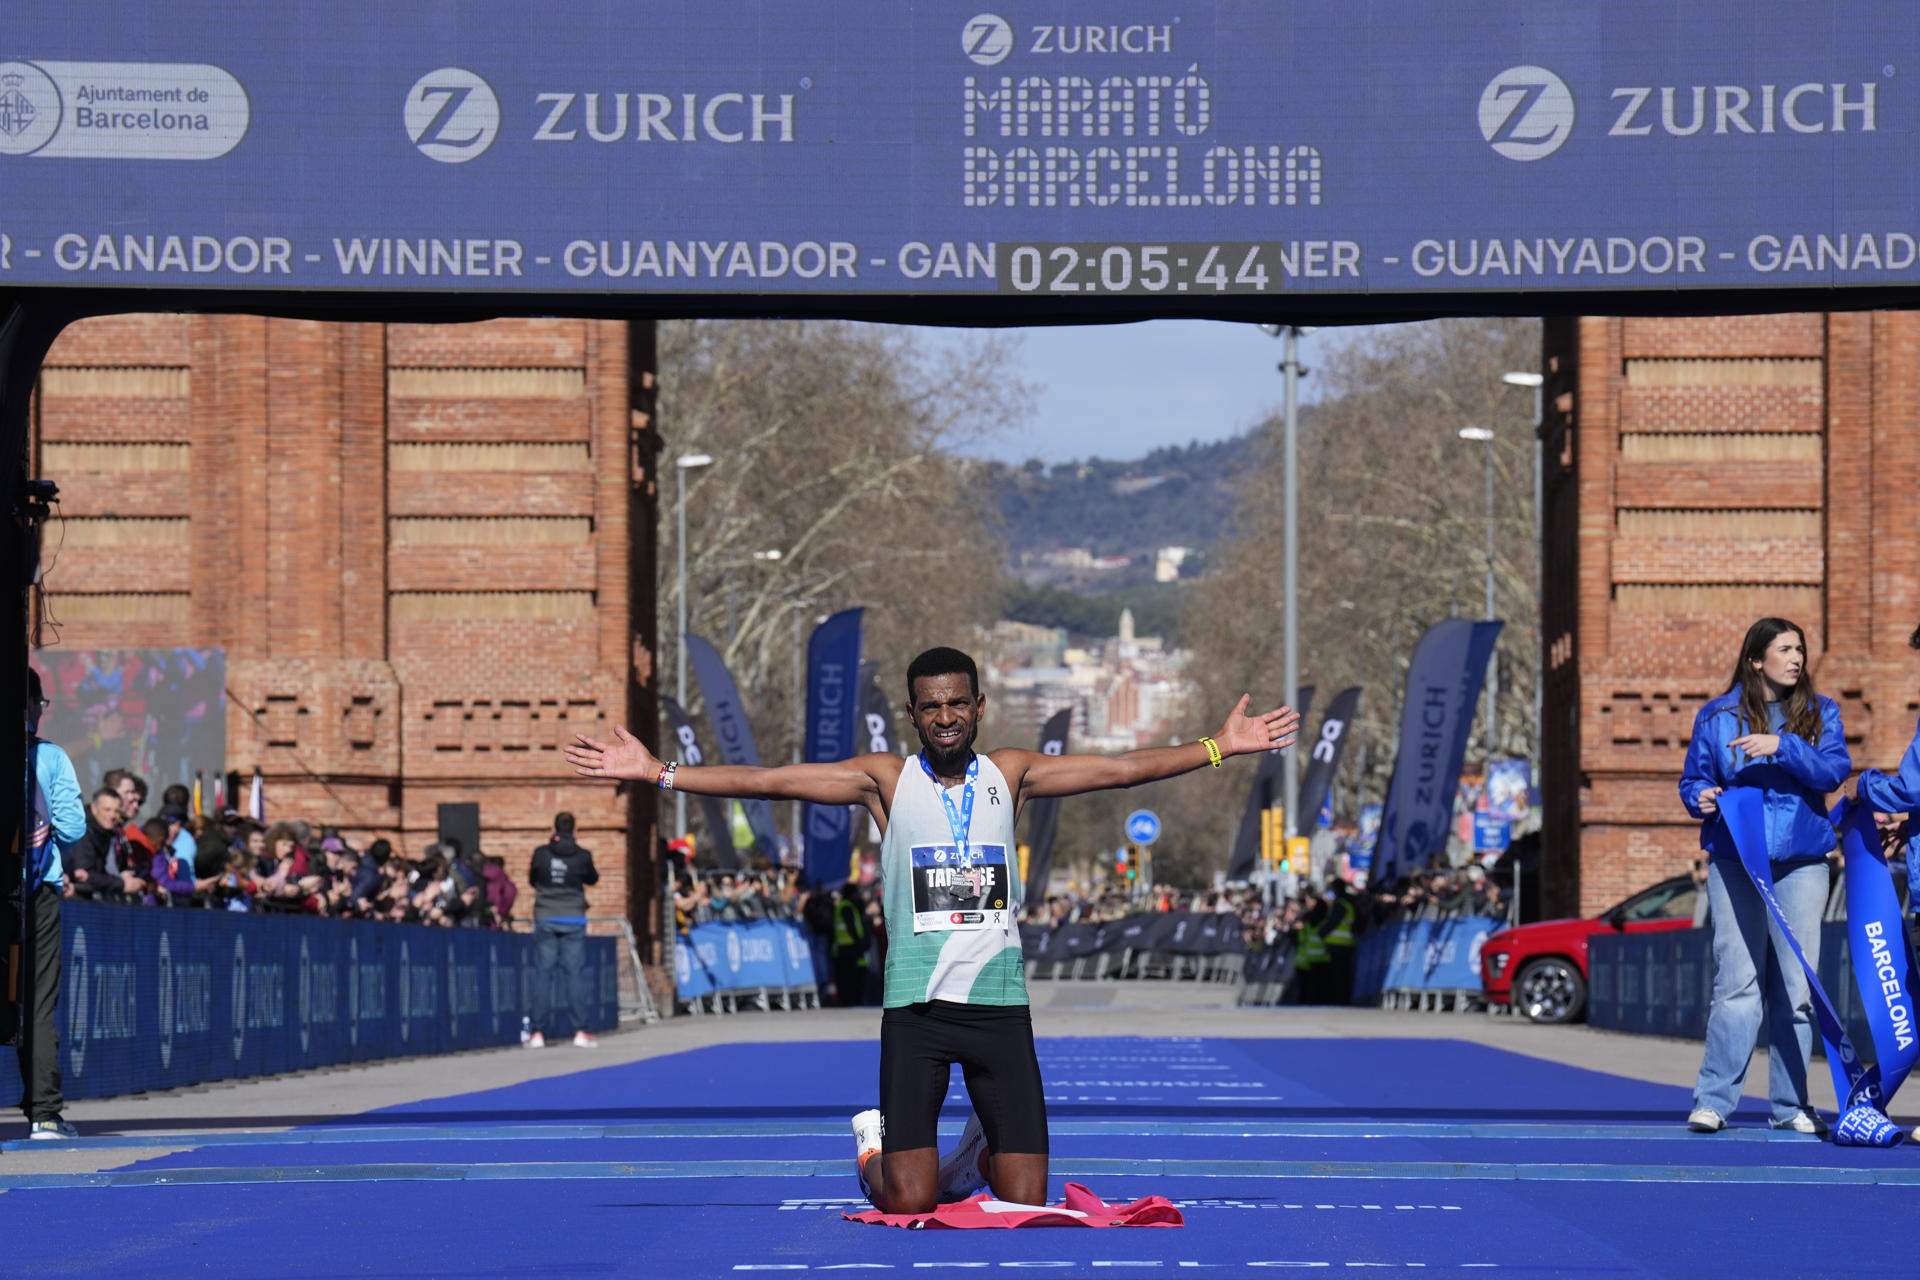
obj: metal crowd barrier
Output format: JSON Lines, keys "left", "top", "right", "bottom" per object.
{"left": 671, "top": 919, "right": 823, "bottom": 1016}
{"left": 1021, "top": 912, "right": 1249, "bottom": 984}
{"left": 508, "top": 915, "right": 659, "bottom": 1024}
{"left": 1236, "top": 939, "right": 1296, "bottom": 1007}
{"left": 1353, "top": 914, "right": 1503, "bottom": 1012}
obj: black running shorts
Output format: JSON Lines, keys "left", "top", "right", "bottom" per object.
{"left": 878, "top": 1000, "right": 1048, "bottom": 1155}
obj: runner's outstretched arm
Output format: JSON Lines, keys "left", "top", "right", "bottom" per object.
{"left": 565, "top": 724, "right": 894, "bottom": 806}
{"left": 1004, "top": 695, "right": 1298, "bottom": 800}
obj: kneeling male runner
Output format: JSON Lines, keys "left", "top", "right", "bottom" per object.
{"left": 568, "top": 646, "right": 1297, "bottom": 1212}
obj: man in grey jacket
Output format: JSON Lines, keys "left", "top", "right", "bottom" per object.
{"left": 526, "top": 812, "right": 599, "bottom": 1048}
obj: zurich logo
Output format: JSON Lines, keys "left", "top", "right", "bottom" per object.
{"left": 348, "top": 938, "right": 360, "bottom": 1047}
{"left": 0, "top": 62, "right": 59, "bottom": 156}
{"left": 1479, "top": 65, "right": 1575, "bottom": 161}
{"left": 67, "top": 928, "right": 89, "bottom": 1077}
{"left": 405, "top": 67, "right": 499, "bottom": 163}
{"left": 725, "top": 927, "right": 743, "bottom": 973}
{"left": 963, "top": 14, "right": 1013, "bottom": 67}
{"left": 231, "top": 936, "right": 247, "bottom": 1062}
{"left": 158, "top": 932, "right": 175, "bottom": 1071}
{"left": 297, "top": 937, "right": 312, "bottom": 1055}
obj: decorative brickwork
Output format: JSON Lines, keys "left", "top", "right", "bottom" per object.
{"left": 1542, "top": 312, "right": 1920, "bottom": 917}
{"left": 31, "top": 316, "right": 660, "bottom": 945}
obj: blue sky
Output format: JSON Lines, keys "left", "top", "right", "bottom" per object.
{"left": 912, "top": 321, "right": 1373, "bottom": 465}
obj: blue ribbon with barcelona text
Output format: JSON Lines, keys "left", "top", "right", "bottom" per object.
{"left": 1720, "top": 789, "right": 1917, "bottom": 1145}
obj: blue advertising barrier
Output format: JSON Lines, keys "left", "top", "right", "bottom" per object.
{"left": 675, "top": 920, "right": 818, "bottom": 1001}
{"left": 1589, "top": 923, "right": 1877, "bottom": 1054}
{"left": 0, "top": 901, "right": 617, "bottom": 1104}
{"left": 1353, "top": 916, "right": 1503, "bottom": 1002}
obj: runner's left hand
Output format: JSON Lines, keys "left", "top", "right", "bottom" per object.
{"left": 1217, "top": 695, "right": 1300, "bottom": 757}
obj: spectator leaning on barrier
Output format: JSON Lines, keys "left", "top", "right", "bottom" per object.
{"left": 67, "top": 787, "right": 145, "bottom": 899}
{"left": 483, "top": 854, "right": 517, "bottom": 926}
{"left": 160, "top": 784, "right": 197, "bottom": 871}
{"left": 527, "top": 812, "right": 599, "bottom": 1049}
{"left": 4, "top": 669, "right": 86, "bottom": 1138}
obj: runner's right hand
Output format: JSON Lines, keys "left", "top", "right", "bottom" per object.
{"left": 1696, "top": 786, "right": 1722, "bottom": 814}
{"left": 566, "top": 724, "right": 660, "bottom": 782}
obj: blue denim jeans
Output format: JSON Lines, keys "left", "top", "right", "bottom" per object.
{"left": 1693, "top": 857, "right": 1829, "bottom": 1123}
{"left": 532, "top": 920, "right": 589, "bottom": 1037}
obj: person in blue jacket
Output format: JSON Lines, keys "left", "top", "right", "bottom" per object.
{"left": 2, "top": 669, "right": 87, "bottom": 1139}
{"left": 1678, "top": 617, "right": 1849, "bottom": 1135}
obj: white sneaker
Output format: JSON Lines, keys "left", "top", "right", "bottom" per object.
{"left": 1771, "top": 1111, "right": 1826, "bottom": 1136}
{"left": 1686, "top": 1107, "right": 1724, "bottom": 1133}
{"left": 852, "top": 1109, "right": 885, "bottom": 1200}
{"left": 936, "top": 1112, "right": 990, "bottom": 1203}
{"left": 852, "top": 1108, "right": 884, "bottom": 1158}
{"left": 525, "top": 1031, "right": 546, "bottom": 1050}
{"left": 572, "top": 1031, "right": 599, "bottom": 1048}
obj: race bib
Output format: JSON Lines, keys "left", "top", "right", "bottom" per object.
{"left": 910, "top": 843, "right": 1011, "bottom": 933}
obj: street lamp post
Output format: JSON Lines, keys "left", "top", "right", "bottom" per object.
{"left": 673, "top": 452, "right": 715, "bottom": 838}
{"left": 1502, "top": 371, "right": 1545, "bottom": 741}
{"left": 1457, "top": 427, "right": 1497, "bottom": 753}
{"left": 1260, "top": 323, "right": 1314, "bottom": 890}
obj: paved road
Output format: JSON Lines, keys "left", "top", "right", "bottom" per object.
{"left": 2, "top": 977, "right": 1863, "bottom": 1177}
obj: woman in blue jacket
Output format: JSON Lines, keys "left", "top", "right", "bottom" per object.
{"left": 1678, "top": 617, "right": 1849, "bottom": 1134}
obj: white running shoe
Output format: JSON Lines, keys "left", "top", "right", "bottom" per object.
{"left": 936, "top": 1112, "right": 990, "bottom": 1203}
{"left": 852, "top": 1109, "right": 885, "bottom": 1200}
{"left": 1686, "top": 1107, "right": 1724, "bottom": 1133}
{"left": 525, "top": 1031, "right": 546, "bottom": 1050}
{"left": 572, "top": 1031, "right": 599, "bottom": 1048}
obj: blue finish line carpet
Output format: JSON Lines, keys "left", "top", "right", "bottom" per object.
{"left": 3, "top": 1036, "right": 1915, "bottom": 1278}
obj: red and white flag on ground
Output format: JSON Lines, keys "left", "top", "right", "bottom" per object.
{"left": 845, "top": 1184, "right": 1183, "bottom": 1230}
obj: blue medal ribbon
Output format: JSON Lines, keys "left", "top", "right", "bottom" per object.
{"left": 919, "top": 752, "right": 978, "bottom": 868}
{"left": 1719, "top": 789, "right": 1917, "bottom": 1146}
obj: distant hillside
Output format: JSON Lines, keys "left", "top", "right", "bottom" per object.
{"left": 979, "top": 430, "right": 1275, "bottom": 643}
{"left": 986, "top": 433, "right": 1263, "bottom": 560}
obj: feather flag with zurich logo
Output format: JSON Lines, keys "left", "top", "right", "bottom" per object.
{"left": 802, "top": 608, "right": 864, "bottom": 888}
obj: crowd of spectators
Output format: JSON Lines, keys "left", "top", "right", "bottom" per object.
{"left": 1022, "top": 862, "right": 1511, "bottom": 953}
{"left": 669, "top": 867, "right": 809, "bottom": 929}
{"left": 61, "top": 769, "right": 520, "bottom": 928}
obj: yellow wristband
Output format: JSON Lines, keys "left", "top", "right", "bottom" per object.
{"left": 1199, "top": 736, "right": 1223, "bottom": 768}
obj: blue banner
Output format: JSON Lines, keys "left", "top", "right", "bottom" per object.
{"left": 1373, "top": 619, "right": 1503, "bottom": 883}
{"left": 685, "top": 633, "right": 779, "bottom": 859}
{"left": 1296, "top": 686, "right": 1361, "bottom": 838}
{"left": 662, "top": 694, "right": 740, "bottom": 870}
{"left": 6, "top": 4, "right": 1920, "bottom": 301}
{"left": 801, "top": 608, "right": 863, "bottom": 888}
{"left": 674, "top": 920, "right": 818, "bottom": 999}
{"left": 0, "top": 902, "right": 617, "bottom": 1104}
{"left": 1021, "top": 708, "right": 1073, "bottom": 903}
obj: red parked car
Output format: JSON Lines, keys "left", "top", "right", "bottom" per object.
{"left": 1480, "top": 874, "right": 1701, "bottom": 1023}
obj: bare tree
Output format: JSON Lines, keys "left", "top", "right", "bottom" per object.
{"left": 656, "top": 321, "right": 1029, "bottom": 791}
{"left": 1181, "top": 318, "right": 1542, "bottom": 869}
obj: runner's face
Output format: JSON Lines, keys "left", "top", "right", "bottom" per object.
{"left": 908, "top": 673, "right": 983, "bottom": 767}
